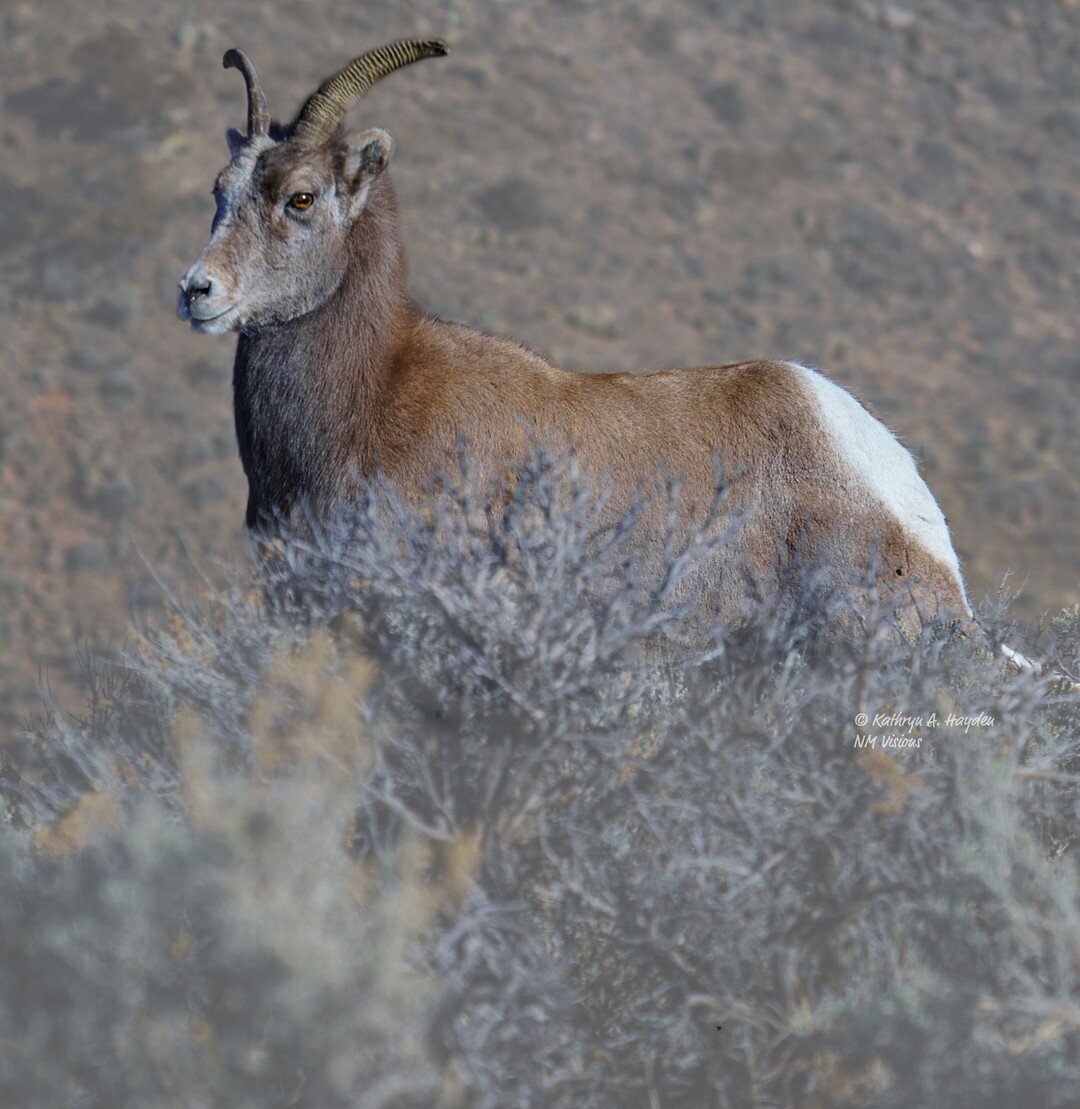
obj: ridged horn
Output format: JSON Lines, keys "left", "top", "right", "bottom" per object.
{"left": 223, "top": 48, "right": 271, "bottom": 137}
{"left": 291, "top": 39, "right": 449, "bottom": 149}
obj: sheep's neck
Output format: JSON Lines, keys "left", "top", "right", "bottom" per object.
{"left": 233, "top": 179, "right": 409, "bottom": 527}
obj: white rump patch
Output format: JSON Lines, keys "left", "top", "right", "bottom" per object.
{"left": 789, "top": 362, "right": 969, "bottom": 611}
{"left": 999, "top": 643, "right": 1037, "bottom": 674}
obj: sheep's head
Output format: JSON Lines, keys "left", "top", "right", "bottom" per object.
{"left": 178, "top": 41, "right": 448, "bottom": 335}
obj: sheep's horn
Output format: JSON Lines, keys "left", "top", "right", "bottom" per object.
{"left": 291, "top": 39, "right": 449, "bottom": 149}
{"left": 223, "top": 48, "right": 271, "bottom": 137}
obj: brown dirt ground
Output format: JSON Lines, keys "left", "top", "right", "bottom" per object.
{"left": 1, "top": 0, "right": 1077, "bottom": 731}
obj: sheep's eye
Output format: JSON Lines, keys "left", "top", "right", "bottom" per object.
{"left": 288, "top": 192, "right": 315, "bottom": 211}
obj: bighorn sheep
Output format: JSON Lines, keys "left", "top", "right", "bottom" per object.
{"left": 179, "top": 40, "right": 973, "bottom": 633}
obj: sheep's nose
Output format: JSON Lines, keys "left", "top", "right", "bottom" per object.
{"left": 179, "top": 272, "right": 213, "bottom": 302}
{"left": 178, "top": 268, "right": 215, "bottom": 320}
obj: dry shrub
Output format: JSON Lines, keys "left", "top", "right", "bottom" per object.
{"left": 4, "top": 450, "right": 1078, "bottom": 1106}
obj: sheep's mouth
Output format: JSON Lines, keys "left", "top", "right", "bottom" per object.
{"left": 189, "top": 307, "right": 240, "bottom": 334}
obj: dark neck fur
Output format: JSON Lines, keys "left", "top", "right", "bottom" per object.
{"left": 233, "top": 174, "right": 409, "bottom": 528}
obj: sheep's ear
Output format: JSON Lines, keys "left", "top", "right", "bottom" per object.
{"left": 226, "top": 128, "right": 246, "bottom": 157}
{"left": 338, "top": 128, "right": 393, "bottom": 213}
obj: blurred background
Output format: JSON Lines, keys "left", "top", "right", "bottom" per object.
{"left": 0, "top": 0, "right": 1076, "bottom": 730}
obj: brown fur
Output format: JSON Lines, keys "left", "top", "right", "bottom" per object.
{"left": 135, "top": 86, "right": 962, "bottom": 647}
{"left": 188, "top": 153, "right": 965, "bottom": 633}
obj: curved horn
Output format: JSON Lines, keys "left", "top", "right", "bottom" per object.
{"left": 223, "top": 48, "right": 271, "bottom": 137}
{"left": 291, "top": 39, "right": 449, "bottom": 149}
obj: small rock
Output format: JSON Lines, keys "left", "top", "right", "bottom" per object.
{"left": 148, "top": 387, "right": 188, "bottom": 422}
{"left": 1042, "top": 108, "right": 1080, "bottom": 142}
{"left": 132, "top": 580, "right": 168, "bottom": 617}
{"left": 178, "top": 434, "right": 212, "bottom": 465}
{"left": 475, "top": 179, "right": 550, "bottom": 233}
{"left": 70, "top": 347, "right": 111, "bottom": 375}
{"left": 703, "top": 81, "right": 749, "bottom": 126}
{"left": 40, "top": 539, "right": 63, "bottom": 573}
{"left": 184, "top": 359, "right": 230, "bottom": 386}
{"left": 82, "top": 468, "right": 141, "bottom": 521}
{"left": 100, "top": 369, "right": 140, "bottom": 402}
{"left": 640, "top": 17, "right": 677, "bottom": 53}
{"left": 881, "top": 3, "right": 917, "bottom": 30}
{"left": 86, "top": 297, "right": 131, "bottom": 328}
{"left": 182, "top": 475, "right": 225, "bottom": 511}
{"left": 566, "top": 302, "right": 620, "bottom": 339}
{"left": 64, "top": 538, "right": 107, "bottom": 572}
{"left": 450, "top": 65, "right": 490, "bottom": 91}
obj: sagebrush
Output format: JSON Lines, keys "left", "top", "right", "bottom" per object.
{"left": 4, "top": 453, "right": 1079, "bottom": 1107}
